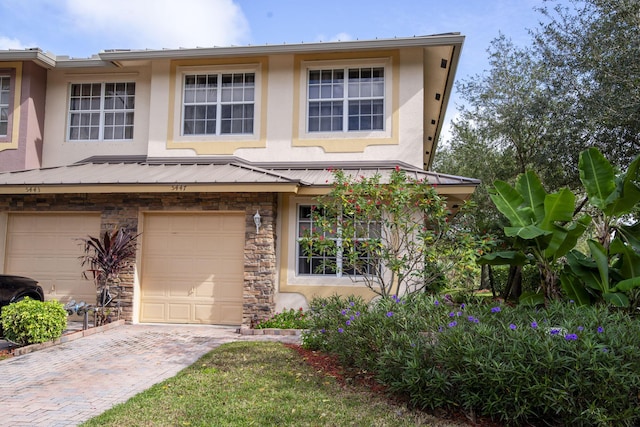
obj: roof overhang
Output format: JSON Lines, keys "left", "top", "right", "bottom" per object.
{"left": 1, "top": 34, "right": 464, "bottom": 69}
{"left": 97, "top": 34, "right": 465, "bottom": 62}
{"left": 0, "top": 48, "right": 57, "bottom": 68}
{"left": 0, "top": 157, "right": 479, "bottom": 209}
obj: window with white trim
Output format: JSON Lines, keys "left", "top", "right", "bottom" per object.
{"left": 307, "top": 67, "right": 384, "bottom": 133}
{"left": 0, "top": 75, "right": 11, "bottom": 137}
{"left": 182, "top": 72, "right": 254, "bottom": 135}
{"left": 296, "top": 204, "right": 380, "bottom": 277}
{"left": 68, "top": 82, "right": 135, "bottom": 141}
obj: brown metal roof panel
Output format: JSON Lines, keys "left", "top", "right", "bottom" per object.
{"left": 0, "top": 162, "right": 299, "bottom": 185}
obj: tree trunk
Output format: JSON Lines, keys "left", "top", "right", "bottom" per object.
{"left": 502, "top": 265, "right": 522, "bottom": 301}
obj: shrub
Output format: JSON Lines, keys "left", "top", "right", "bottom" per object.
{"left": 303, "top": 294, "right": 640, "bottom": 426}
{"left": 301, "top": 294, "right": 369, "bottom": 353}
{"left": 255, "top": 308, "right": 310, "bottom": 330}
{"left": 1, "top": 298, "right": 67, "bottom": 345}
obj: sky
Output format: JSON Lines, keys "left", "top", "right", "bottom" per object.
{"left": 0, "top": 0, "right": 553, "bottom": 141}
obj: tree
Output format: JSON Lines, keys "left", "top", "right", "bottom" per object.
{"left": 533, "top": 0, "right": 640, "bottom": 173}
{"left": 300, "top": 168, "right": 481, "bottom": 298}
{"left": 452, "top": 35, "right": 569, "bottom": 188}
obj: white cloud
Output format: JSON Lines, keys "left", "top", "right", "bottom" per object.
{"left": 328, "top": 32, "right": 353, "bottom": 42}
{"left": 0, "top": 36, "right": 30, "bottom": 50}
{"left": 64, "top": 0, "right": 249, "bottom": 50}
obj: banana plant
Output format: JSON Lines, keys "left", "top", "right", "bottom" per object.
{"left": 479, "top": 170, "right": 591, "bottom": 304}
{"left": 561, "top": 148, "right": 640, "bottom": 307}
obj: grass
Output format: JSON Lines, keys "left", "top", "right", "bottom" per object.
{"left": 81, "top": 341, "right": 463, "bottom": 427}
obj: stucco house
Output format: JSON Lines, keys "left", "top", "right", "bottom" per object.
{"left": 0, "top": 34, "right": 478, "bottom": 326}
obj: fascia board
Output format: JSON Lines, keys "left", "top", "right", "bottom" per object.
{"left": 0, "top": 183, "right": 301, "bottom": 194}
{"left": 0, "top": 49, "right": 56, "bottom": 68}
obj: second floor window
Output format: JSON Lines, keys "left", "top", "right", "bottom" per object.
{"left": 182, "top": 72, "right": 255, "bottom": 136}
{"left": 68, "top": 82, "right": 135, "bottom": 141}
{"left": 0, "top": 76, "right": 10, "bottom": 137}
{"left": 308, "top": 67, "right": 384, "bottom": 133}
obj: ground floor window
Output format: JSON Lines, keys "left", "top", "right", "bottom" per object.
{"left": 296, "top": 204, "right": 380, "bottom": 277}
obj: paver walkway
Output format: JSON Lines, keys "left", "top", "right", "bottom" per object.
{"left": 0, "top": 324, "right": 300, "bottom": 427}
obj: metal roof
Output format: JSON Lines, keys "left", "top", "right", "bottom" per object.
{"left": 0, "top": 34, "right": 464, "bottom": 68}
{"left": 0, "top": 157, "right": 478, "bottom": 194}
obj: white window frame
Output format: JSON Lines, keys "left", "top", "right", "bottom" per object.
{"left": 181, "top": 72, "right": 255, "bottom": 136}
{"left": 307, "top": 66, "right": 385, "bottom": 133}
{"left": 298, "top": 58, "right": 391, "bottom": 140}
{"left": 173, "top": 64, "right": 261, "bottom": 143}
{"left": 295, "top": 203, "right": 380, "bottom": 278}
{"left": 0, "top": 74, "right": 11, "bottom": 138}
{"left": 67, "top": 82, "right": 135, "bottom": 141}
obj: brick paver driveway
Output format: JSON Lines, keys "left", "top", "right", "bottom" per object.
{"left": 0, "top": 324, "right": 299, "bottom": 427}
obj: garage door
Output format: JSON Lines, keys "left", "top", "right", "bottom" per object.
{"left": 140, "top": 213, "right": 245, "bottom": 325}
{"left": 4, "top": 213, "right": 101, "bottom": 305}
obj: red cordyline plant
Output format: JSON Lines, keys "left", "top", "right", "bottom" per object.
{"left": 78, "top": 227, "right": 140, "bottom": 307}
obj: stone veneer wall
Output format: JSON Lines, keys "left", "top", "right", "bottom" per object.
{"left": 1, "top": 192, "right": 278, "bottom": 325}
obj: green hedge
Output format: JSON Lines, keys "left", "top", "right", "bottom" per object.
{"left": 1, "top": 298, "right": 67, "bottom": 345}
{"left": 254, "top": 307, "right": 310, "bottom": 329}
{"left": 302, "top": 294, "right": 640, "bottom": 426}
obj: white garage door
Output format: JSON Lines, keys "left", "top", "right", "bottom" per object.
{"left": 140, "top": 213, "right": 245, "bottom": 325}
{"left": 4, "top": 213, "right": 101, "bottom": 305}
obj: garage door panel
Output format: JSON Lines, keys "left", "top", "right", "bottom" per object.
{"left": 143, "top": 234, "right": 170, "bottom": 251}
{"left": 216, "top": 304, "right": 243, "bottom": 324}
{"left": 140, "top": 303, "right": 166, "bottom": 322}
{"left": 140, "top": 213, "right": 245, "bottom": 324}
{"left": 215, "top": 283, "right": 243, "bottom": 299}
{"left": 222, "top": 215, "right": 245, "bottom": 230}
{"left": 194, "top": 282, "right": 214, "bottom": 297}
{"left": 141, "top": 287, "right": 166, "bottom": 297}
{"left": 194, "top": 304, "right": 216, "bottom": 323}
{"left": 167, "top": 303, "right": 191, "bottom": 323}
{"left": 168, "top": 285, "right": 192, "bottom": 298}
{"left": 192, "top": 259, "right": 243, "bottom": 274}
{"left": 5, "top": 214, "right": 101, "bottom": 305}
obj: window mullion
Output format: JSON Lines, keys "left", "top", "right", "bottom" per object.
{"left": 98, "top": 82, "right": 106, "bottom": 140}
{"left": 216, "top": 73, "right": 222, "bottom": 136}
{"left": 342, "top": 67, "right": 349, "bottom": 133}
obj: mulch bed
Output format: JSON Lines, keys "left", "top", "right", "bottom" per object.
{"left": 284, "top": 343, "right": 503, "bottom": 427}
{"left": 0, "top": 344, "right": 16, "bottom": 359}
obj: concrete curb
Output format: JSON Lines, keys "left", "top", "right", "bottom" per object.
{"left": 237, "top": 328, "right": 306, "bottom": 336}
{"left": 13, "top": 319, "right": 126, "bottom": 356}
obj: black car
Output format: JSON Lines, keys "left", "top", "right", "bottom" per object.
{"left": 0, "top": 274, "right": 45, "bottom": 313}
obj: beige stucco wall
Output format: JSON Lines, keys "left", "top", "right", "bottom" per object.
{"left": 40, "top": 47, "right": 428, "bottom": 167}
{"left": 41, "top": 65, "right": 152, "bottom": 167}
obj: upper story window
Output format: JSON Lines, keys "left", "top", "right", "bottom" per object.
{"left": 0, "top": 75, "right": 11, "bottom": 138}
{"left": 68, "top": 82, "right": 135, "bottom": 141}
{"left": 182, "top": 72, "right": 254, "bottom": 136}
{"left": 307, "top": 67, "right": 384, "bottom": 133}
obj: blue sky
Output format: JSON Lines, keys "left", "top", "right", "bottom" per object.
{"left": 0, "top": 0, "right": 552, "bottom": 141}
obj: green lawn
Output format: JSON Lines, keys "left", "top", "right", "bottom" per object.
{"left": 81, "top": 341, "right": 464, "bottom": 427}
